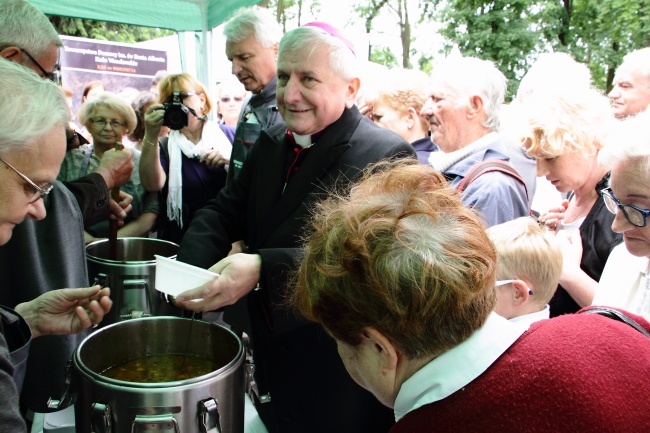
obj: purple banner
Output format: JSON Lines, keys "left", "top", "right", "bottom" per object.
{"left": 60, "top": 36, "right": 168, "bottom": 116}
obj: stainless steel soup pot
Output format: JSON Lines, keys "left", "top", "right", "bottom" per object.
{"left": 86, "top": 238, "right": 179, "bottom": 325}
{"left": 50, "top": 316, "right": 245, "bottom": 433}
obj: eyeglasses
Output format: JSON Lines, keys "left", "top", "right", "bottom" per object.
{"left": 0, "top": 156, "right": 54, "bottom": 203}
{"left": 91, "top": 117, "right": 127, "bottom": 129}
{"left": 495, "top": 280, "right": 533, "bottom": 295}
{"left": 220, "top": 96, "right": 243, "bottom": 103}
{"left": 601, "top": 187, "right": 650, "bottom": 227}
{"left": 165, "top": 92, "right": 196, "bottom": 103}
{"left": 20, "top": 48, "right": 61, "bottom": 85}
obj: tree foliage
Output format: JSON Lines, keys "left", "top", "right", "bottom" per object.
{"left": 433, "top": 0, "right": 542, "bottom": 99}
{"left": 266, "top": 0, "right": 322, "bottom": 30}
{"left": 48, "top": 16, "right": 174, "bottom": 44}
{"left": 49, "top": 0, "right": 650, "bottom": 96}
{"left": 536, "top": 0, "right": 650, "bottom": 91}
{"left": 353, "top": 0, "right": 390, "bottom": 60}
{"left": 370, "top": 46, "right": 399, "bottom": 67}
{"left": 424, "top": 0, "right": 650, "bottom": 96}
{"left": 352, "top": 0, "right": 415, "bottom": 68}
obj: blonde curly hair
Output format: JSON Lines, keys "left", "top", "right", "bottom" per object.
{"left": 513, "top": 88, "right": 613, "bottom": 159}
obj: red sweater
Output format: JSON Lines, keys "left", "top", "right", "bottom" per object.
{"left": 391, "top": 312, "right": 650, "bottom": 433}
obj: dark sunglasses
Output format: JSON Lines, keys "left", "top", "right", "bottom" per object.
{"left": 220, "top": 96, "right": 244, "bottom": 103}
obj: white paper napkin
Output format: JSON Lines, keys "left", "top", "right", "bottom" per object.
{"left": 154, "top": 255, "right": 218, "bottom": 300}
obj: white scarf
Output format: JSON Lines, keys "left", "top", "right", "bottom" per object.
{"left": 428, "top": 132, "right": 498, "bottom": 172}
{"left": 167, "top": 120, "right": 232, "bottom": 228}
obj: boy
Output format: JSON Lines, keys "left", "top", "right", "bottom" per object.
{"left": 487, "top": 217, "right": 563, "bottom": 325}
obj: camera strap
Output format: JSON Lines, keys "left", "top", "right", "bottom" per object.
{"left": 187, "top": 106, "right": 207, "bottom": 121}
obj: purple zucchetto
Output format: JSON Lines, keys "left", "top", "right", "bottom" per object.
{"left": 302, "top": 21, "right": 356, "bottom": 56}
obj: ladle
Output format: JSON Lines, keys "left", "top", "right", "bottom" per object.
{"left": 108, "top": 142, "right": 123, "bottom": 260}
{"left": 180, "top": 311, "right": 197, "bottom": 376}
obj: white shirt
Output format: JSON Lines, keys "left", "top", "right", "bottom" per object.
{"left": 509, "top": 305, "right": 550, "bottom": 326}
{"left": 592, "top": 243, "right": 650, "bottom": 320}
{"left": 393, "top": 313, "right": 528, "bottom": 421}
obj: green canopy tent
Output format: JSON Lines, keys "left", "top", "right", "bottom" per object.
{"left": 29, "top": 0, "right": 262, "bottom": 92}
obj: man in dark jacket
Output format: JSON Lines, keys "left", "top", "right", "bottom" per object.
{"left": 224, "top": 7, "right": 283, "bottom": 184}
{"left": 0, "top": 0, "right": 131, "bottom": 412}
{"left": 175, "top": 23, "right": 415, "bottom": 433}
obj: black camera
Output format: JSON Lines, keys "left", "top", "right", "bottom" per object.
{"left": 163, "top": 91, "right": 190, "bottom": 130}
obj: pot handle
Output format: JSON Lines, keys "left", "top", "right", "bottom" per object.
{"left": 93, "top": 273, "right": 109, "bottom": 288}
{"left": 243, "top": 333, "right": 271, "bottom": 405}
{"left": 92, "top": 402, "right": 113, "bottom": 433}
{"left": 246, "top": 359, "right": 271, "bottom": 405}
{"left": 119, "top": 279, "right": 153, "bottom": 320}
{"left": 199, "top": 398, "right": 222, "bottom": 433}
{"left": 130, "top": 414, "right": 180, "bottom": 433}
{"left": 47, "top": 360, "right": 74, "bottom": 410}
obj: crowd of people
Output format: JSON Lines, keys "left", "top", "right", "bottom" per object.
{"left": 0, "top": 0, "right": 649, "bottom": 432}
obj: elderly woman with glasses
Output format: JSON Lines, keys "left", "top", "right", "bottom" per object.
{"left": 139, "top": 73, "right": 235, "bottom": 244}
{"left": 292, "top": 160, "right": 650, "bottom": 433}
{"left": 588, "top": 110, "right": 650, "bottom": 319}
{"left": 516, "top": 87, "right": 623, "bottom": 317}
{"left": 0, "top": 58, "right": 112, "bottom": 433}
{"left": 58, "top": 92, "right": 159, "bottom": 243}
{"left": 216, "top": 76, "right": 248, "bottom": 127}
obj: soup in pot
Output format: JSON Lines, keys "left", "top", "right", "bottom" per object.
{"left": 101, "top": 354, "right": 218, "bottom": 382}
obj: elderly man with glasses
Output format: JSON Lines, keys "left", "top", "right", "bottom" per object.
{"left": 0, "top": 0, "right": 132, "bottom": 413}
{"left": 0, "top": 56, "right": 113, "bottom": 433}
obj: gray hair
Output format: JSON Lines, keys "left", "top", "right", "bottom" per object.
{"left": 223, "top": 7, "right": 282, "bottom": 48}
{"left": 599, "top": 108, "right": 650, "bottom": 175}
{"left": 619, "top": 47, "right": 650, "bottom": 82}
{"left": 78, "top": 92, "right": 137, "bottom": 133}
{"left": 0, "top": 59, "right": 69, "bottom": 154}
{"left": 0, "top": 0, "right": 62, "bottom": 58}
{"left": 517, "top": 52, "right": 592, "bottom": 103}
{"left": 279, "top": 26, "right": 359, "bottom": 81}
{"left": 430, "top": 56, "right": 506, "bottom": 131}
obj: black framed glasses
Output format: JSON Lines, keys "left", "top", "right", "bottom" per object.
{"left": 0, "top": 156, "right": 54, "bottom": 203}
{"left": 601, "top": 187, "right": 650, "bottom": 228}
{"left": 20, "top": 48, "right": 61, "bottom": 85}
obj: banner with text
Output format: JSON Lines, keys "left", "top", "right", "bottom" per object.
{"left": 60, "top": 35, "right": 168, "bottom": 114}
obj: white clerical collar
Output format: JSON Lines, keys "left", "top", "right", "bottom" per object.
{"left": 293, "top": 133, "right": 313, "bottom": 148}
{"left": 509, "top": 305, "right": 550, "bottom": 326}
{"left": 393, "top": 312, "right": 528, "bottom": 421}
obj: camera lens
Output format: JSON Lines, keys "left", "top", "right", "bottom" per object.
{"left": 163, "top": 104, "right": 189, "bottom": 130}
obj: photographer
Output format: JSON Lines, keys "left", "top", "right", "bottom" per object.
{"left": 140, "top": 73, "right": 235, "bottom": 244}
